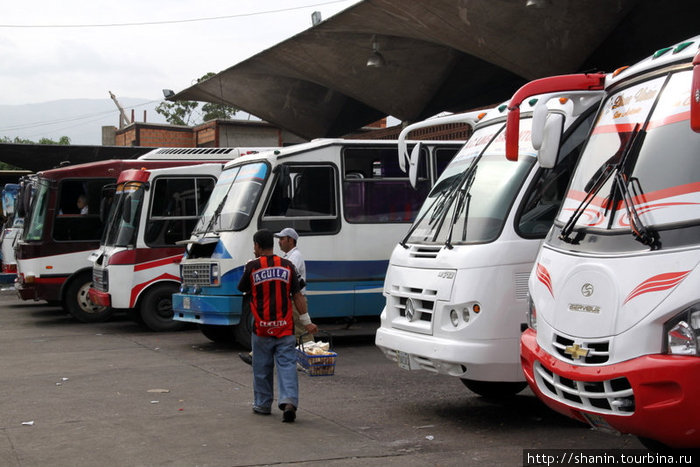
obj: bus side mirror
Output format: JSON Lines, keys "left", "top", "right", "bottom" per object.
{"left": 531, "top": 101, "right": 548, "bottom": 150}
{"left": 691, "top": 50, "right": 700, "bottom": 132}
{"left": 408, "top": 142, "right": 421, "bottom": 189}
{"left": 538, "top": 114, "right": 564, "bottom": 169}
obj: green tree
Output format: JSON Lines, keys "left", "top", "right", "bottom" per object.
{"left": 38, "top": 136, "right": 71, "bottom": 145}
{"left": 1, "top": 135, "right": 70, "bottom": 145}
{"left": 156, "top": 72, "right": 239, "bottom": 125}
{"left": 155, "top": 100, "right": 199, "bottom": 126}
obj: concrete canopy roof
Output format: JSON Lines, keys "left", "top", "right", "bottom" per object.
{"left": 171, "top": 0, "right": 697, "bottom": 140}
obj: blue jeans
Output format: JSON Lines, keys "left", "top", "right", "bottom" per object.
{"left": 251, "top": 333, "right": 298, "bottom": 411}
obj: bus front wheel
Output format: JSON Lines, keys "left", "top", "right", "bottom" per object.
{"left": 233, "top": 304, "right": 253, "bottom": 350}
{"left": 139, "top": 283, "right": 186, "bottom": 332}
{"left": 64, "top": 272, "right": 114, "bottom": 323}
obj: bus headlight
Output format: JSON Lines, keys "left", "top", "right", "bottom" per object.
{"left": 664, "top": 306, "right": 700, "bottom": 356}
{"left": 526, "top": 295, "right": 537, "bottom": 331}
{"left": 210, "top": 263, "right": 220, "bottom": 286}
{"left": 449, "top": 309, "right": 459, "bottom": 327}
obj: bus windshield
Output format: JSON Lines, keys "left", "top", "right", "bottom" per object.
{"left": 102, "top": 182, "right": 145, "bottom": 247}
{"left": 404, "top": 119, "right": 537, "bottom": 245}
{"left": 23, "top": 181, "right": 49, "bottom": 241}
{"left": 560, "top": 70, "right": 700, "bottom": 234}
{"left": 193, "top": 162, "right": 268, "bottom": 234}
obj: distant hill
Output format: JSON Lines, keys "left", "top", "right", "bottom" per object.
{"left": 0, "top": 98, "right": 168, "bottom": 146}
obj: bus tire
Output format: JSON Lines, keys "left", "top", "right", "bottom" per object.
{"left": 199, "top": 324, "right": 236, "bottom": 344}
{"left": 139, "top": 283, "right": 186, "bottom": 332}
{"left": 64, "top": 272, "right": 114, "bottom": 323}
{"left": 234, "top": 303, "right": 253, "bottom": 350}
{"left": 460, "top": 379, "right": 527, "bottom": 398}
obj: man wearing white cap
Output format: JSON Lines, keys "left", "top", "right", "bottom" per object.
{"left": 274, "top": 227, "right": 313, "bottom": 342}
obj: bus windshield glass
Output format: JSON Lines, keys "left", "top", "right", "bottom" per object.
{"left": 193, "top": 162, "right": 268, "bottom": 234}
{"left": 23, "top": 181, "right": 49, "bottom": 241}
{"left": 102, "top": 182, "right": 145, "bottom": 247}
{"left": 405, "top": 118, "right": 537, "bottom": 245}
{"left": 560, "top": 70, "right": 700, "bottom": 232}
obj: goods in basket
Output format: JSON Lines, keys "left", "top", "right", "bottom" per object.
{"left": 296, "top": 332, "right": 337, "bottom": 376}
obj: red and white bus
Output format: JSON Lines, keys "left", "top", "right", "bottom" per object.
{"left": 507, "top": 36, "right": 700, "bottom": 450}
{"left": 88, "top": 163, "right": 223, "bottom": 331}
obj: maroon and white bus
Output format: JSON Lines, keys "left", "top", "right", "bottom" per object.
{"left": 14, "top": 148, "right": 258, "bottom": 322}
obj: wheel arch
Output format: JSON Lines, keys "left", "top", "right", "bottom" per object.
{"left": 132, "top": 275, "right": 181, "bottom": 310}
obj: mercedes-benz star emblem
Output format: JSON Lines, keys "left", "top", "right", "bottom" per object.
{"left": 581, "top": 283, "right": 594, "bottom": 297}
{"left": 405, "top": 298, "right": 417, "bottom": 322}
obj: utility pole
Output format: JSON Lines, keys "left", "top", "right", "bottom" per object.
{"left": 109, "top": 91, "right": 132, "bottom": 129}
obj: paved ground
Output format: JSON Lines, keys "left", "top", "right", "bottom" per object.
{"left": 0, "top": 291, "right": 644, "bottom": 467}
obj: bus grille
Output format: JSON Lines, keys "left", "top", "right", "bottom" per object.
{"left": 92, "top": 268, "right": 107, "bottom": 292}
{"left": 181, "top": 263, "right": 212, "bottom": 286}
{"left": 553, "top": 334, "right": 610, "bottom": 364}
{"left": 407, "top": 245, "right": 442, "bottom": 259}
{"left": 387, "top": 284, "right": 437, "bottom": 334}
{"left": 534, "top": 362, "right": 634, "bottom": 415}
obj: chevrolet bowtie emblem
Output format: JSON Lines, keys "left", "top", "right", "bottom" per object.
{"left": 564, "top": 343, "right": 590, "bottom": 360}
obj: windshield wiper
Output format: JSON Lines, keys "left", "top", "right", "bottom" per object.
{"left": 613, "top": 172, "right": 660, "bottom": 249}
{"left": 202, "top": 193, "right": 228, "bottom": 236}
{"left": 559, "top": 162, "right": 616, "bottom": 243}
{"left": 399, "top": 187, "right": 451, "bottom": 248}
{"left": 560, "top": 123, "right": 658, "bottom": 249}
{"left": 445, "top": 166, "right": 477, "bottom": 249}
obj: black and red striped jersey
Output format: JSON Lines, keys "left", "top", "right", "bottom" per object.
{"left": 237, "top": 255, "right": 301, "bottom": 337}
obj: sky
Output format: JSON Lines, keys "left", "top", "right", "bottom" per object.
{"left": 0, "top": 0, "right": 361, "bottom": 106}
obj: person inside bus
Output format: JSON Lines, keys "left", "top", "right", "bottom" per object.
{"left": 77, "top": 194, "right": 88, "bottom": 215}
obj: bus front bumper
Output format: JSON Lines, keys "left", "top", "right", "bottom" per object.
{"left": 521, "top": 329, "right": 700, "bottom": 449}
{"left": 375, "top": 324, "right": 524, "bottom": 382}
{"left": 88, "top": 288, "right": 111, "bottom": 307}
{"left": 172, "top": 293, "right": 243, "bottom": 326}
{"left": 15, "top": 276, "right": 64, "bottom": 302}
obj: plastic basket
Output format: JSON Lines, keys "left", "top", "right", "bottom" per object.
{"left": 296, "top": 331, "right": 336, "bottom": 376}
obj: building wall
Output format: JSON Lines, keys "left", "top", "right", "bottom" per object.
{"left": 115, "top": 120, "right": 306, "bottom": 148}
{"left": 138, "top": 127, "right": 194, "bottom": 147}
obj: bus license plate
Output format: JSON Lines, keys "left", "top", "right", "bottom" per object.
{"left": 397, "top": 351, "right": 412, "bottom": 370}
{"left": 182, "top": 296, "right": 191, "bottom": 309}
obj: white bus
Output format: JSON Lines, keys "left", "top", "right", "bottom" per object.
{"left": 171, "top": 138, "right": 463, "bottom": 347}
{"left": 88, "top": 163, "right": 223, "bottom": 331}
{"left": 512, "top": 37, "right": 700, "bottom": 449}
{"left": 375, "top": 93, "right": 602, "bottom": 397}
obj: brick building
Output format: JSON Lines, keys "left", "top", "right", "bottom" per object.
{"left": 107, "top": 119, "right": 307, "bottom": 148}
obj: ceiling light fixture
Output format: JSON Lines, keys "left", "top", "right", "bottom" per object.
{"left": 366, "top": 35, "right": 386, "bottom": 68}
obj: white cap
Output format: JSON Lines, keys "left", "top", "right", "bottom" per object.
{"left": 274, "top": 227, "right": 299, "bottom": 240}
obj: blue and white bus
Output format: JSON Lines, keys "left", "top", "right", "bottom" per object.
{"left": 172, "top": 138, "right": 463, "bottom": 347}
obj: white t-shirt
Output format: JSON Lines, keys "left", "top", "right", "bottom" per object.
{"left": 283, "top": 247, "right": 306, "bottom": 293}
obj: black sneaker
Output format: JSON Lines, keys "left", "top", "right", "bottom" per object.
{"left": 239, "top": 352, "right": 253, "bottom": 366}
{"left": 282, "top": 404, "right": 296, "bottom": 423}
{"left": 253, "top": 406, "right": 271, "bottom": 415}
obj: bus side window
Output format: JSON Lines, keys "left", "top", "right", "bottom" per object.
{"left": 260, "top": 165, "right": 339, "bottom": 235}
{"left": 342, "top": 147, "right": 430, "bottom": 223}
{"left": 145, "top": 177, "right": 214, "bottom": 246}
{"left": 53, "top": 178, "right": 111, "bottom": 241}
{"left": 517, "top": 111, "right": 596, "bottom": 237}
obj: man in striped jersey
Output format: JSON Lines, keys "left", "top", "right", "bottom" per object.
{"left": 238, "top": 229, "right": 317, "bottom": 422}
